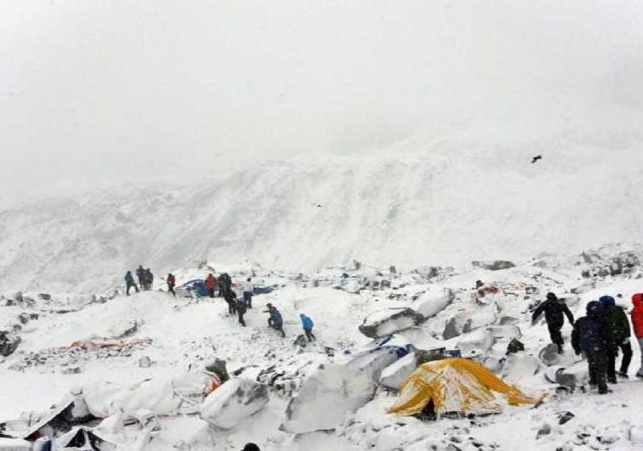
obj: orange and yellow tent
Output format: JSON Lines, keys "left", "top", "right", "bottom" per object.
{"left": 388, "top": 358, "right": 540, "bottom": 416}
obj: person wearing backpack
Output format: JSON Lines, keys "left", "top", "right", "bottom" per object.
{"left": 125, "top": 271, "right": 139, "bottom": 296}
{"left": 299, "top": 313, "right": 316, "bottom": 341}
{"left": 572, "top": 301, "right": 613, "bottom": 394}
{"left": 599, "top": 295, "right": 632, "bottom": 379}
{"left": 630, "top": 293, "right": 643, "bottom": 378}
{"left": 166, "top": 273, "right": 176, "bottom": 296}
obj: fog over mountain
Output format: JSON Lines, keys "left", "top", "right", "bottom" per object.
{"left": 1, "top": 1, "right": 643, "bottom": 207}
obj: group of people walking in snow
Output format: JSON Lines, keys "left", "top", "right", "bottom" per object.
{"left": 532, "top": 291, "right": 643, "bottom": 395}
{"left": 123, "top": 268, "right": 316, "bottom": 341}
{"left": 123, "top": 266, "right": 155, "bottom": 295}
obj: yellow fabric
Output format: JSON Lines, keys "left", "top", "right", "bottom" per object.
{"left": 387, "top": 358, "right": 539, "bottom": 416}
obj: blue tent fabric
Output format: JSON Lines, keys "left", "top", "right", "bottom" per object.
{"left": 253, "top": 285, "right": 279, "bottom": 295}
{"left": 180, "top": 279, "right": 208, "bottom": 297}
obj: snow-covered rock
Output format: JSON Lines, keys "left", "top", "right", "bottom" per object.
{"left": 539, "top": 344, "right": 578, "bottom": 367}
{"left": 442, "top": 304, "right": 499, "bottom": 339}
{"left": 199, "top": 378, "right": 269, "bottom": 429}
{"left": 396, "top": 327, "right": 444, "bottom": 350}
{"left": 346, "top": 347, "right": 406, "bottom": 383}
{"left": 358, "top": 308, "right": 424, "bottom": 338}
{"left": 411, "top": 290, "right": 453, "bottom": 319}
{"left": 0, "top": 332, "right": 21, "bottom": 357}
{"left": 456, "top": 328, "right": 496, "bottom": 357}
{"left": 553, "top": 361, "right": 589, "bottom": 388}
{"left": 378, "top": 353, "right": 417, "bottom": 390}
{"left": 501, "top": 352, "right": 540, "bottom": 382}
{"left": 281, "top": 364, "right": 375, "bottom": 434}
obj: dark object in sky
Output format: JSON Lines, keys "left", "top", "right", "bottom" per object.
{"left": 317, "top": 204, "right": 322, "bottom": 208}
{"left": 531, "top": 155, "right": 542, "bottom": 164}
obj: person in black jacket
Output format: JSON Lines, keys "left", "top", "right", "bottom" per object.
{"left": 600, "top": 295, "right": 631, "bottom": 381}
{"left": 236, "top": 297, "right": 247, "bottom": 327}
{"left": 532, "top": 292, "right": 575, "bottom": 353}
{"left": 572, "top": 301, "right": 613, "bottom": 394}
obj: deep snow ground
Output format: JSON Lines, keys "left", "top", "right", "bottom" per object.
{"left": 2, "top": 249, "right": 643, "bottom": 450}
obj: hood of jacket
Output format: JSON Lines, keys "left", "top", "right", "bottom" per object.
{"left": 632, "top": 293, "right": 643, "bottom": 308}
{"left": 599, "top": 295, "right": 615, "bottom": 306}
{"left": 586, "top": 300, "right": 604, "bottom": 318}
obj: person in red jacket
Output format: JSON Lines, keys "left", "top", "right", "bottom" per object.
{"left": 630, "top": 293, "right": 643, "bottom": 378}
{"left": 205, "top": 273, "right": 216, "bottom": 298}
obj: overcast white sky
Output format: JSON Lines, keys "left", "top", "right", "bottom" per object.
{"left": 1, "top": 1, "right": 642, "bottom": 207}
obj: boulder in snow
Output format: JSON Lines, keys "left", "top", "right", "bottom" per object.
{"left": 0, "top": 331, "right": 21, "bottom": 357}
{"left": 412, "top": 290, "right": 454, "bottom": 319}
{"left": 442, "top": 305, "right": 499, "bottom": 339}
{"left": 199, "top": 378, "right": 269, "bottom": 429}
{"left": 457, "top": 328, "right": 496, "bottom": 357}
{"left": 538, "top": 344, "right": 577, "bottom": 367}
{"left": 471, "top": 260, "right": 516, "bottom": 271}
{"left": 553, "top": 361, "right": 588, "bottom": 389}
{"left": 396, "top": 327, "right": 444, "bottom": 350}
{"left": 281, "top": 364, "right": 375, "bottom": 434}
{"left": 501, "top": 352, "right": 540, "bottom": 382}
{"left": 379, "top": 353, "right": 417, "bottom": 390}
{"left": 347, "top": 346, "right": 407, "bottom": 382}
{"left": 358, "top": 308, "right": 424, "bottom": 339}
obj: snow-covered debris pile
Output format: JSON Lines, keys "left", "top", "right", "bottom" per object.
{"left": 256, "top": 353, "right": 328, "bottom": 397}
{"left": 281, "top": 364, "right": 376, "bottom": 434}
{"left": 8, "top": 338, "right": 152, "bottom": 372}
{"left": 83, "top": 372, "right": 220, "bottom": 419}
{"left": 199, "top": 378, "right": 269, "bottom": 429}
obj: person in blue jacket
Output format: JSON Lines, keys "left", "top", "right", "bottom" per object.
{"left": 300, "top": 313, "right": 316, "bottom": 341}
{"left": 265, "top": 303, "right": 285, "bottom": 337}
{"left": 124, "top": 270, "right": 139, "bottom": 296}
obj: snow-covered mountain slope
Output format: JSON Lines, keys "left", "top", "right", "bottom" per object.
{"left": 2, "top": 131, "right": 643, "bottom": 293}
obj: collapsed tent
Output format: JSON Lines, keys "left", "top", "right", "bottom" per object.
{"left": 387, "top": 358, "right": 539, "bottom": 417}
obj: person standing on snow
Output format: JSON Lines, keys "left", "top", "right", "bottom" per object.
{"left": 532, "top": 292, "right": 575, "bottom": 353}
{"left": 599, "top": 295, "right": 632, "bottom": 379}
{"left": 236, "top": 297, "right": 247, "bottom": 327}
{"left": 125, "top": 270, "right": 139, "bottom": 296}
{"left": 224, "top": 287, "right": 237, "bottom": 316}
{"left": 205, "top": 273, "right": 217, "bottom": 298}
{"left": 299, "top": 313, "right": 316, "bottom": 341}
{"left": 572, "top": 301, "right": 613, "bottom": 395}
{"left": 265, "top": 303, "right": 285, "bottom": 337}
{"left": 136, "top": 265, "right": 145, "bottom": 289}
{"left": 166, "top": 273, "right": 176, "bottom": 296}
{"left": 144, "top": 268, "right": 154, "bottom": 290}
{"left": 243, "top": 278, "right": 254, "bottom": 308}
{"left": 219, "top": 273, "right": 232, "bottom": 297}
{"left": 630, "top": 293, "right": 643, "bottom": 378}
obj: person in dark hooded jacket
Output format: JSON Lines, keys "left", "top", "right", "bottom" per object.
{"left": 532, "top": 292, "right": 575, "bottom": 353}
{"left": 265, "top": 303, "right": 285, "bottom": 337}
{"left": 599, "top": 295, "right": 632, "bottom": 379}
{"left": 572, "top": 301, "right": 613, "bottom": 394}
